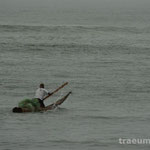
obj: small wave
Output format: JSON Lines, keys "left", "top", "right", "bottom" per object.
{"left": 0, "top": 24, "right": 149, "bottom": 34}
{"left": 83, "top": 115, "right": 142, "bottom": 122}
{"left": 44, "top": 107, "right": 69, "bottom": 113}
{"left": 0, "top": 24, "right": 61, "bottom": 32}
{"left": 48, "top": 139, "right": 104, "bottom": 146}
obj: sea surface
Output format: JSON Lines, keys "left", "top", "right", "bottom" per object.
{"left": 0, "top": 1, "right": 150, "bottom": 150}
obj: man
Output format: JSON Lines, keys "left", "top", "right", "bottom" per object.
{"left": 35, "top": 83, "right": 51, "bottom": 108}
{"left": 12, "top": 91, "right": 72, "bottom": 113}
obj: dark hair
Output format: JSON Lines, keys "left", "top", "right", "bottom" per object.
{"left": 12, "top": 107, "right": 23, "bottom": 113}
{"left": 40, "top": 83, "right": 44, "bottom": 88}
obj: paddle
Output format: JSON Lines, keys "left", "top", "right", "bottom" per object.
{"left": 43, "top": 82, "right": 68, "bottom": 101}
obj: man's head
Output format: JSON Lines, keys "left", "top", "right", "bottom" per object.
{"left": 12, "top": 107, "right": 23, "bottom": 113}
{"left": 40, "top": 83, "right": 44, "bottom": 88}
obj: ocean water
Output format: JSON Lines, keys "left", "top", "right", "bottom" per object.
{"left": 0, "top": 1, "right": 150, "bottom": 150}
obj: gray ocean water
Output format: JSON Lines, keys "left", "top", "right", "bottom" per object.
{"left": 0, "top": 1, "right": 150, "bottom": 150}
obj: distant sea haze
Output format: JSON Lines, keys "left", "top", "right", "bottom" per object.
{"left": 0, "top": 0, "right": 150, "bottom": 26}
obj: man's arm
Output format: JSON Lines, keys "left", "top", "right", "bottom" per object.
{"left": 44, "top": 89, "right": 51, "bottom": 96}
